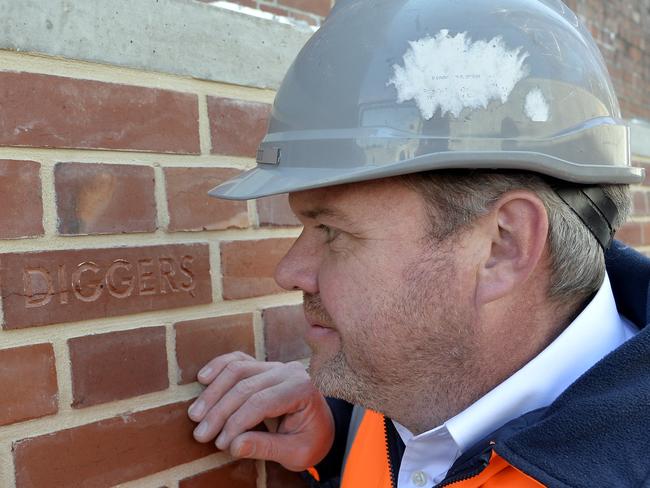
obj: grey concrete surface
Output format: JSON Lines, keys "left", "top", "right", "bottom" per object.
{"left": 0, "top": 0, "right": 312, "bottom": 89}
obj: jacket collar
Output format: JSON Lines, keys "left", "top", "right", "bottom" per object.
{"left": 494, "top": 241, "right": 650, "bottom": 487}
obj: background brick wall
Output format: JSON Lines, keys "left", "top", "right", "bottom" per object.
{"left": 0, "top": 1, "right": 648, "bottom": 487}
{"left": 0, "top": 52, "right": 308, "bottom": 487}
{"left": 564, "top": 0, "right": 650, "bottom": 249}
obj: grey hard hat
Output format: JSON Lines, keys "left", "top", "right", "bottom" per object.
{"left": 210, "top": 0, "right": 643, "bottom": 201}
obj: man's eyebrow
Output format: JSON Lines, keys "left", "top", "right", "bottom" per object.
{"left": 299, "top": 207, "right": 353, "bottom": 224}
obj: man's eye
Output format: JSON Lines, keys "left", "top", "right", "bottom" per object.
{"left": 316, "top": 224, "right": 340, "bottom": 243}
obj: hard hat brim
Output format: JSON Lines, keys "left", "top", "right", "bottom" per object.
{"left": 209, "top": 150, "right": 644, "bottom": 201}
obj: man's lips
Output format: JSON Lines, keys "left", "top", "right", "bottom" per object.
{"left": 308, "top": 322, "right": 332, "bottom": 329}
{"left": 304, "top": 313, "right": 334, "bottom": 329}
{"left": 304, "top": 317, "right": 337, "bottom": 341}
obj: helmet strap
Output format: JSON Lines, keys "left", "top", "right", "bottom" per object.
{"left": 553, "top": 186, "right": 617, "bottom": 251}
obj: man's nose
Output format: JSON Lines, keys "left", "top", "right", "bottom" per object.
{"left": 274, "top": 237, "right": 319, "bottom": 294}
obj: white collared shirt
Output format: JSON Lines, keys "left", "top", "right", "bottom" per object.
{"left": 393, "top": 273, "right": 638, "bottom": 488}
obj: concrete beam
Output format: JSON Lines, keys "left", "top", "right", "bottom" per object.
{"left": 0, "top": 0, "right": 312, "bottom": 89}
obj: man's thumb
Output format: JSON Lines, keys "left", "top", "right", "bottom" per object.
{"left": 230, "top": 431, "right": 309, "bottom": 471}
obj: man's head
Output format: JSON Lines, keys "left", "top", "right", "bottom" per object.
{"left": 209, "top": 0, "right": 642, "bottom": 431}
{"left": 270, "top": 173, "right": 630, "bottom": 432}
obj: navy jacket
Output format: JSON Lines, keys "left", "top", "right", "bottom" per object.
{"left": 312, "top": 241, "right": 650, "bottom": 487}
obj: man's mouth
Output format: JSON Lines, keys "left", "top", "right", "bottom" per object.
{"left": 304, "top": 317, "right": 338, "bottom": 341}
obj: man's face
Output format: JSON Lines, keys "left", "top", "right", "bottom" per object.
{"left": 275, "top": 178, "right": 481, "bottom": 422}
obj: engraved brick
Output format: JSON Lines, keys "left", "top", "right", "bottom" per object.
{"left": 257, "top": 194, "right": 301, "bottom": 227}
{"left": 278, "top": 0, "right": 331, "bottom": 17}
{"left": 55, "top": 162, "right": 156, "bottom": 235}
{"left": 263, "top": 304, "right": 311, "bottom": 362}
{"left": 0, "top": 344, "right": 57, "bottom": 426}
{"left": 165, "top": 167, "right": 248, "bottom": 232}
{"left": 208, "top": 97, "right": 271, "bottom": 158}
{"left": 266, "top": 462, "right": 310, "bottom": 488}
{"left": 175, "top": 314, "right": 255, "bottom": 384}
{"left": 69, "top": 327, "right": 168, "bottom": 408}
{"left": 179, "top": 460, "right": 257, "bottom": 488}
{"left": 0, "top": 72, "right": 199, "bottom": 153}
{"left": 13, "top": 401, "right": 215, "bottom": 488}
{"left": 221, "top": 238, "right": 295, "bottom": 300}
{"left": 0, "top": 244, "right": 212, "bottom": 329}
{"left": 0, "top": 160, "right": 44, "bottom": 239}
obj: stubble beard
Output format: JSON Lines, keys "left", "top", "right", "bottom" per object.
{"left": 303, "top": 293, "right": 376, "bottom": 405}
{"left": 302, "top": 247, "right": 483, "bottom": 433}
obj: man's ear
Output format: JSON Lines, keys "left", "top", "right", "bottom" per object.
{"left": 475, "top": 190, "right": 549, "bottom": 305}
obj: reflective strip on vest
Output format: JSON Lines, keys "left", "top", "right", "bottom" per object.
{"left": 341, "top": 409, "right": 545, "bottom": 488}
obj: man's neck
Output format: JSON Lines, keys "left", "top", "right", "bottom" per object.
{"left": 393, "top": 288, "right": 575, "bottom": 435}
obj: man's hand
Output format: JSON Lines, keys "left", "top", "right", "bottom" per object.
{"left": 188, "top": 351, "right": 335, "bottom": 471}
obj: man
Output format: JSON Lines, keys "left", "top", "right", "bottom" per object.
{"left": 188, "top": 0, "right": 650, "bottom": 486}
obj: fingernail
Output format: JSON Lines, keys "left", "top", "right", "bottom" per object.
{"left": 236, "top": 441, "right": 253, "bottom": 457}
{"left": 215, "top": 432, "right": 225, "bottom": 449}
{"left": 189, "top": 400, "right": 205, "bottom": 418}
{"left": 194, "top": 422, "right": 208, "bottom": 438}
{"left": 198, "top": 366, "right": 212, "bottom": 380}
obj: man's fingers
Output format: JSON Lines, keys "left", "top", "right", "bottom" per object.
{"left": 215, "top": 378, "right": 305, "bottom": 450}
{"left": 229, "top": 431, "right": 312, "bottom": 472}
{"left": 192, "top": 367, "right": 287, "bottom": 442}
{"left": 195, "top": 351, "right": 255, "bottom": 385}
{"left": 189, "top": 359, "right": 280, "bottom": 422}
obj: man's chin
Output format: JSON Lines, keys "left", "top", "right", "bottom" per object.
{"left": 307, "top": 349, "right": 354, "bottom": 399}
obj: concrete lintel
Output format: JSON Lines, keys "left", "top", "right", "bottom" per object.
{"left": 630, "top": 119, "right": 650, "bottom": 159}
{"left": 0, "top": 0, "right": 312, "bottom": 89}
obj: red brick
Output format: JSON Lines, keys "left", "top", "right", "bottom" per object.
{"left": 221, "top": 238, "right": 295, "bottom": 299}
{"left": 69, "top": 327, "right": 168, "bottom": 408}
{"left": 632, "top": 191, "right": 648, "bottom": 216}
{"left": 55, "top": 162, "right": 156, "bottom": 235}
{"left": 615, "top": 221, "right": 643, "bottom": 246}
{"left": 0, "top": 160, "right": 44, "bottom": 238}
{"left": 263, "top": 304, "right": 311, "bottom": 362}
{"left": 0, "top": 344, "right": 57, "bottom": 426}
{"left": 0, "top": 244, "right": 212, "bottom": 329}
{"left": 266, "top": 462, "right": 310, "bottom": 488}
{"left": 278, "top": 0, "right": 331, "bottom": 17}
{"left": 257, "top": 195, "right": 301, "bottom": 227}
{"left": 13, "top": 401, "right": 215, "bottom": 488}
{"left": 208, "top": 97, "right": 271, "bottom": 158}
{"left": 289, "top": 11, "right": 320, "bottom": 26}
{"left": 196, "top": 0, "right": 256, "bottom": 5}
{"left": 0, "top": 72, "right": 199, "bottom": 154}
{"left": 642, "top": 222, "right": 650, "bottom": 246}
{"left": 179, "top": 460, "right": 257, "bottom": 488}
{"left": 259, "top": 3, "right": 291, "bottom": 17}
{"left": 175, "top": 314, "right": 255, "bottom": 384}
{"left": 165, "top": 167, "right": 249, "bottom": 232}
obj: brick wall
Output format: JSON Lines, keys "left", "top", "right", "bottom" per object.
{"left": 0, "top": 1, "right": 649, "bottom": 487}
{"left": 0, "top": 52, "right": 307, "bottom": 487}
{"left": 563, "top": 0, "right": 650, "bottom": 251}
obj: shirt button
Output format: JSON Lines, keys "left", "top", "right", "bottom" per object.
{"left": 411, "top": 471, "right": 428, "bottom": 487}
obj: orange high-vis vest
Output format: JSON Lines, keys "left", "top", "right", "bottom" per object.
{"left": 340, "top": 410, "right": 545, "bottom": 488}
